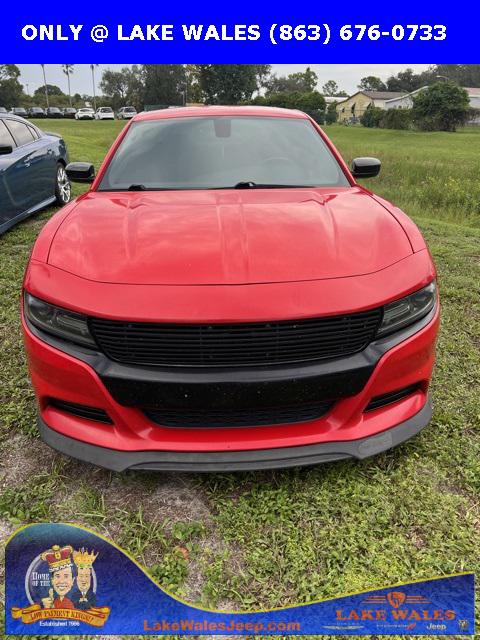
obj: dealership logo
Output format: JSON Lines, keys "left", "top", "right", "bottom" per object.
{"left": 11, "top": 544, "right": 110, "bottom": 627}
{"left": 336, "top": 589, "right": 456, "bottom": 624}
{"left": 387, "top": 591, "right": 406, "bottom": 608}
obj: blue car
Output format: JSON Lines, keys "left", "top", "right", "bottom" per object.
{"left": 0, "top": 113, "right": 71, "bottom": 234}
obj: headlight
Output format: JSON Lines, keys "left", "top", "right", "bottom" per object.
{"left": 377, "top": 281, "right": 437, "bottom": 338}
{"left": 24, "top": 293, "right": 96, "bottom": 348}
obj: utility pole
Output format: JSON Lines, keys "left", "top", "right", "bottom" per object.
{"left": 90, "top": 64, "right": 99, "bottom": 110}
{"left": 40, "top": 64, "right": 49, "bottom": 108}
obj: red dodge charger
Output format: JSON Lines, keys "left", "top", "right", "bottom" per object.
{"left": 22, "top": 106, "right": 439, "bottom": 471}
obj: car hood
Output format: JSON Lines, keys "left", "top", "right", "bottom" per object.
{"left": 48, "top": 187, "right": 413, "bottom": 285}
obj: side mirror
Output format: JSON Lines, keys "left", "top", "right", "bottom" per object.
{"left": 0, "top": 144, "right": 13, "bottom": 155}
{"left": 66, "top": 162, "right": 95, "bottom": 183}
{"left": 351, "top": 157, "right": 381, "bottom": 179}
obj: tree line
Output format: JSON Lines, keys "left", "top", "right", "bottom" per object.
{"left": 2, "top": 64, "right": 480, "bottom": 118}
{"left": 358, "top": 65, "right": 480, "bottom": 93}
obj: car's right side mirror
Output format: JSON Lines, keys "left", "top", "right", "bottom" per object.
{"left": 351, "top": 157, "right": 381, "bottom": 179}
{"left": 66, "top": 162, "right": 96, "bottom": 183}
{"left": 0, "top": 144, "right": 13, "bottom": 155}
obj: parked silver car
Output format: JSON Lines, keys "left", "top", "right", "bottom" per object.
{"left": 116, "top": 106, "right": 137, "bottom": 120}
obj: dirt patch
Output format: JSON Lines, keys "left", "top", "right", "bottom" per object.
{"left": 410, "top": 527, "right": 426, "bottom": 550}
{"left": 0, "top": 433, "right": 57, "bottom": 489}
{"left": 43, "top": 458, "right": 212, "bottom": 528}
{"left": 100, "top": 473, "right": 212, "bottom": 526}
{"left": 53, "top": 469, "right": 214, "bottom": 548}
{"left": 0, "top": 517, "right": 15, "bottom": 550}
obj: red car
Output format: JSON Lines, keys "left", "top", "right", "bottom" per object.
{"left": 22, "top": 106, "right": 439, "bottom": 472}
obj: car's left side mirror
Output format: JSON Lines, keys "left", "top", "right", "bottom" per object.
{"left": 0, "top": 144, "right": 13, "bottom": 155}
{"left": 351, "top": 157, "right": 381, "bottom": 179}
{"left": 66, "top": 162, "right": 96, "bottom": 183}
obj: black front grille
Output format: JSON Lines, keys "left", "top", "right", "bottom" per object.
{"left": 89, "top": 308, "right": 382, "bottom": 368}
{"left": 48, "top": 398, "right": 113, "bottom": 424}
{"left": 144, "top": 401, "right": 333, "bottom": 428}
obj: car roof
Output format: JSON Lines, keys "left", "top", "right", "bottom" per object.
{"left": 134, "top": 105, "right": 308, "bottom": 122}
{"left": 0, "top": 112, "right": 33, "bottom": 124}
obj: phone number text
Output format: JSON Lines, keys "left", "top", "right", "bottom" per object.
{"left": 269, "top": 24, "right": 447, "bottom": 44}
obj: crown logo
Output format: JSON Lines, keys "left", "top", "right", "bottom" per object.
{"left": 73, "top": 547, "right": 98, "bottom": 569}
{"left": 40, "top": 545, "right": 74, "bottom": 572}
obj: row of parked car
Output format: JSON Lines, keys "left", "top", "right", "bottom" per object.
{"left": 0, "top": 106, "right": 137, "bottom": 120}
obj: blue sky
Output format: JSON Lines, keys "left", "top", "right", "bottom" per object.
{"left": 17, "top": 64, "right": 431, "bottom": 97}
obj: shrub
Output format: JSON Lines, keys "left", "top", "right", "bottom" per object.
{"left": 302, "top": 109, "right": 324, "bottom": 124}
{"left": 360, "top": 106, "right": 383, "bottom": 128}
{"left": 412, "top": 82, "right": 470, "bottom": 131}
{"left": 380, "top": 108, "right": 413, "bottom": 130}
{"left": 297, "top": 91, "right": 326, "bottom": 112}
{"left": 325, "top": 102, "right": 338, "bottom": 124}
{"left": 257, "top": 91, "right": 326, "bottom": 115}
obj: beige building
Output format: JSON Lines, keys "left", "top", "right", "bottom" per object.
{"left": 336, "top": 91, "right": 406, "bottom": 122}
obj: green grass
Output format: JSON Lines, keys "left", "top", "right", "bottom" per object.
{"left": 326, "top": 124, "right": 480, "bottom": 227}
{"left": 1, "top": 120, "right": 479, "bottom": 639}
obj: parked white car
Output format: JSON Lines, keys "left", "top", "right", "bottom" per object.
{"left": 75, "top": 108, "right": 95, "bottom": 120}
{"left": 95, "top": 107, "right": 115, "bottom": 120}
{"left": 117, "top": 106, "right": 137, "bottom": 120}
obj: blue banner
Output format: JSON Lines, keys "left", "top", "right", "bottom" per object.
{"left": 5, "top": 523, "right": 475, "bottom": 635}
{"left": 2, "top": 0, "right": 478, "bottom": 62}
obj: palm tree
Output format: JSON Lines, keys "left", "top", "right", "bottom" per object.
{"left": 40, "top": 64, "right": 49, "bottom": 108}
{"left": 90, "top": 64, "right": 99, "bottom": 110}
{"left": 62, "top": 64, "right": 74, "bottom": 106}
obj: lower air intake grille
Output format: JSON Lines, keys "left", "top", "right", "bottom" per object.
{"left": 48, "top": 398, "right": 113, "bottom": 424}
{"left": 144, "top": 401, "right": 334, "bottom": 428}
{"left": 89, "top": 308, "right": 382, "bottom": 368}
{"left": 365, "top": 384, "right": 421, "bottom": 412}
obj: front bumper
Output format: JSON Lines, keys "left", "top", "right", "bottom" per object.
{"left": 39, "top": 398, "right": 432, "bottom": 472}
{"left": 23, "top": 296, "right": 439, "bottom": 469}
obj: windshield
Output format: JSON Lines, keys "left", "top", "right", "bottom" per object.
{"left": 98, "top": 116, "right": 349, "bottom": 191}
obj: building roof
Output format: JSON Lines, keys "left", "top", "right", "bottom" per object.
{"left": 384, "top": 87, "right": 428, "bottom": 103}
{"left": 362, "top": 91, "right": 407, "bottom": 100}
{"left": 465, "top": 87, "right": 480, "bottom": 96}
{"left": 335, "top": 90, "right": 406, "bottom": 105}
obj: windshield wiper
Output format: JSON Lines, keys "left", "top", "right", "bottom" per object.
{"left": 233, "top": 181, "right": 314, "bottom": 189}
